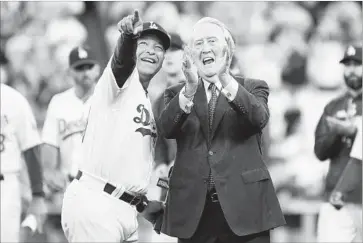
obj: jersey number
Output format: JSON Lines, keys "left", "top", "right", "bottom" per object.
{"left": 0, "top": 134, "right": 5, "bottom": 152}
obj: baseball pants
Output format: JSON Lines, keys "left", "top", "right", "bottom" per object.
{"left": 61, "top": 175, "right": 139, "bottom": 242}
{"left": 1, "top": 173, "right": 22, "bottom": 242}
{"left": 317, "top": 202, "right": 362, "bottom": 242}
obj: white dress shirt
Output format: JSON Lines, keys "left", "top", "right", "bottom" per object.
{"left": 178, "top": 77, "right": 239, "bottom": 113}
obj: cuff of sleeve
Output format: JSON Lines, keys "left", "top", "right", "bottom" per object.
{"left": 179, "top": 87, "right": 194, "bottom": 114}
{"left": 221, "top": 78, "right": 239, "bottom": 101}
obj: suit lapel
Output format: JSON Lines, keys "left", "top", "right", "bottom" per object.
{"left": 193, "top": 81, "right": 209, "bottom": 141}
{"left": 210, "top": 90, "right": 229, "bottom": 141}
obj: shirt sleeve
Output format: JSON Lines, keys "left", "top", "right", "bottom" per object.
{"left": 178, "top": 86, "right": 194, "bottom": 114}
{"left": 16, "top": 97, "right": 42, "bottom": 152}
{"left": 221, "top": 77, "right": 239, "bottom": 101}
{"left": 41, "top": 97, "right": 60, "bottom": 148}
{"left": 92, "top": 60, "right": 135, "bottom": 105}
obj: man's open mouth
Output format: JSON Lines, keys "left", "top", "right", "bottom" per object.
{"left": 141, "top": 57, "right": 156, "bottom": 64}
{"left": 203, "top": 57, "right": 215, "bottom": 65}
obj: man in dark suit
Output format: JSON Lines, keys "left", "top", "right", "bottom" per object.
{"left": 314, "top": 45, "right": 362, "bottom": 242}
{"left": 158, "top": 17, "right": 285, "bottom": 243}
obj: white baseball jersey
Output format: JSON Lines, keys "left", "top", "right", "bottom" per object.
{"left": 42, "top": 88, "right": 91, "bottom": 177}
{"left": 80, "top": 61, "right": 157, "bottom": 195}
{"left": 0, "top": 83, "right": 41, "bottom": 173}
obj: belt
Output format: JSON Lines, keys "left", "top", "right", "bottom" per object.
{"left": 75, "top": 171, "right": 148, "bottom": 212}
{"left": 68, "top": 174, "right": 75, "bottom": 182}
{"left": 208, "top": 188, "right": 219, "bottom": 203}
{"left": 0, "top": 174, "right": 3, "bottom": 181}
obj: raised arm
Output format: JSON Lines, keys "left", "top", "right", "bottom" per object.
{"left": 229, "top": 78, "right": 270, "bottom": 132}
{"left": 110, "top": 33, "right": 137, "bottom": 88}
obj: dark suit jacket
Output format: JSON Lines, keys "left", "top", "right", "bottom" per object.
{"left": 314, "top": 92, "right": 362, "bottom": 204}
{"left": 158, "top": 76, "right": 286, "bottom": 238}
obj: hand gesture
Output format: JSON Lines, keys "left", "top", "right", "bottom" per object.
{"left": 117, "top": 9, "right": 143, "bottom": 36}
{"left": 182, "top": 46, "right": 198, "bottom": 86}
{"left": 326, "top": 116, "right": 357, "bottom": 136}
{"left": 140, "top": 200, "right": 165, "bottom": 225}
{"left": 329, "top": 191, "right": 345, "bottom": 210}
{"left": 44, "top": 170, "right": 67, "bottom": 193}
{"left": 217, "top": 46, "right": 231, "bottom": 78}
{"left": 26, "top": 196, "right": 47, "bottom": 233}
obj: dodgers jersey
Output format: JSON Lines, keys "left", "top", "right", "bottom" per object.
{"left": 42, "top": 88, "right": 92, "bottom": 177}
{"left": 79, "top": 61, "right": 157, "bottom": 194}
{"left": 0, "top": 83, "right": 41, "bottom": 173}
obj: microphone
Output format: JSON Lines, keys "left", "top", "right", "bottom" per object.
{"left": 153, "top": 177, "right": 169, "bottom": 234}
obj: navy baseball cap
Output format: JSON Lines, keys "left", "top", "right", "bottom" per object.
{"left": 69, "top": 46, "right": 98, "bottom": 69}
{"left": 140, "top": 21, "right": 171, "bottom": 50}
{"left": 169, "top": 33, "right": 184, "bottom": 50}
{"left": 340, "top": 45, "right": 362, "bottom": 64}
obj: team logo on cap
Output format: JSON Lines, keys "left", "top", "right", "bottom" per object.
{"left": 78, "top": 48, "right": 88, "bottom": 59}
{"left": 347, "top": 46, "right": 356, "bottom": 56}
{"left": 149, "top": 22, "right": 158, "bottom": 29}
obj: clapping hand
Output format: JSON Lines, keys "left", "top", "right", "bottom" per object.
{"left": 326, "top": 116, "right": 357, "bottom": 136}
{"left": 182, "top": 46, "right": 199, "bottom": 96}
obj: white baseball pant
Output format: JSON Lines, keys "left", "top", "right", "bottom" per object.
{"left": 61, "top": 174, "right": 139, "bottom": 242}
{"left": 317, "top": 202, "right": 362, "bottom": 242}
{"left": 1, "top": 173, "right": 22, "bottom": 242}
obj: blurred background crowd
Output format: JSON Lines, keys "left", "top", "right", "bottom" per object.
{"left": 0, "top": 1, "right": 362, "bottom": 242}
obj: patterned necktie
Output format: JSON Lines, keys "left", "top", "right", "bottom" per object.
{"left": 207, "top": 83, "right": 218, "bottom": 191}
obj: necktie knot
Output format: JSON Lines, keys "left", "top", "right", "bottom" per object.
{"left": 208, "top": 83, "right": 217, "bottom": 92}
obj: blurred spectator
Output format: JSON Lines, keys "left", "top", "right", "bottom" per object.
{"left": 0, "top": 50, "right": 9, "bottom": 84}
{"left": 316, "top": 1, "right": 362, "bottom": 44}
{"left": 206, "top": 2, "right": 273, "bottom": 44}
{"left": 25, "top": 2, "right": 85, "bottom": 20}
{"left": 0, "top": 2, "right": 27, "bottom": 39}
{"left": 306, "top": 40, "right": 345, "bottom": 89}
{"left": 270, "top": 2, "right": 314, "bottom": 38}
{"left": 177, "top": 2, "right": 202, "bottom": 43}
{"left": 143, "top": 2, "right": 180, "bottom": 33}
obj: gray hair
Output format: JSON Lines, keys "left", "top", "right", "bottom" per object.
{"left": 189, "top": 17, "right": 236, "bottom": 66}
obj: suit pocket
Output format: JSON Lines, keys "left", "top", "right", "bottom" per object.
{"left": 241, "top": 168, "right": 270, "bottom": 184}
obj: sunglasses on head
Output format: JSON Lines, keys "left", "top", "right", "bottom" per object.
{"left": 74, "top": 63, "right": 95, "bottom": 72}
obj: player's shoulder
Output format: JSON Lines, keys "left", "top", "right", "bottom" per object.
{"left": 49, "top": 88, "right": 75, "bottom": 105}
{"left": 1, "top": 83, "right": 23, "bottom": 98}
{"left": 53, "top": 88, "right": 75, "bottom": 100}
{"left": 1, "top": 83, "right": 29, "bottom": 105}
{"left": 324, "top": 92, "right": 349, "bottom": 112}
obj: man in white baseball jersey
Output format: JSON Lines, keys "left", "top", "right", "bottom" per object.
{"left": 0, "top": 52, "right": 46, "bottom": 242}
{"left": 61, "top": 10, "right": 171, "bottom": 242}
{"left": 41, "top": 46, "right": 100, "bottom": 242}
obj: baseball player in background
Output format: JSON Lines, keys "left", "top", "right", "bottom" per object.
{"left": 0, "top": 52, "right": 47, "bottom": 242}
{"left": 61, "top": 10, "right": 170, "bottom": 242}
{"left": 314, "top": 45, "right": 362, "bottom": 242}
{"left": 41, "top": 46, "right": 100, "bottom": 242}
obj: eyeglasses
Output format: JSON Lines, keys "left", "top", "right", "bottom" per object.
{"left": 74, "top": 63, "right": 95, "bottom": 72}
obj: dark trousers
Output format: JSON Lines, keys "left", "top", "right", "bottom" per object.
{"left": 178, "top": 192, "right": 270, "bottom": 243}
